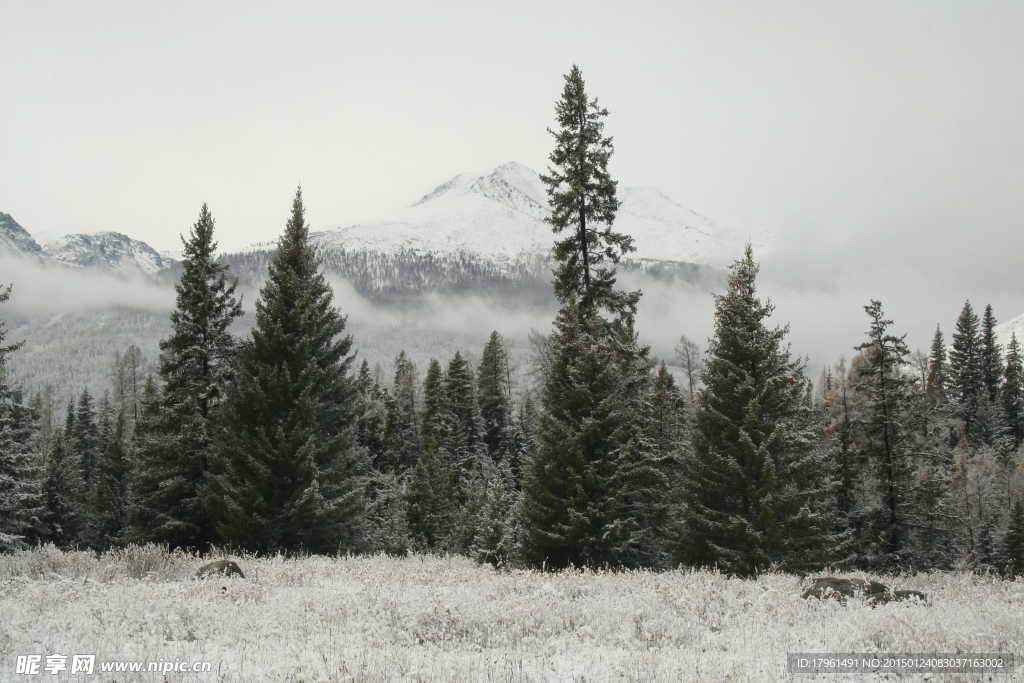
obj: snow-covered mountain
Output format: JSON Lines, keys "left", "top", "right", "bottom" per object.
{"left": 244, "top": 161, "right": 772, "bottom": 271}
{"left": 995, "top": 312, "right": 1024, "bottom": 350}
{"left": 0, "top": 212, "right": 176, "bottom": 277}
{"left": 43, "top": 232, "right": 175, "bottom": 276}
{"left": 0, "top": 213, "right": 45, "bottom": 261}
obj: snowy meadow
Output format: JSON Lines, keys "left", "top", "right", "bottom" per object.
{"left": 1, "top": 545, "right": 1021, "bottom": 682}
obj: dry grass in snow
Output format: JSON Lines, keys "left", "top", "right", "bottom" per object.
{"left": 1, "top": 545, "right": 1022, "bottom": 682}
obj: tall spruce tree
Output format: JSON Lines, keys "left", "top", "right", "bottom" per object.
{"left": 949, "top": 301, "right": 984, "bottom": 442}
{"left": 981, "top": 305, "right": 1003, "bottom": 403}
{"left": 440, "top": 351, "right": 486, "bottom": 481}
{"left": 926, "top": 325, "right": 949, "bottom": 407}
{"left": 539, "top": 64, "right": 636, "bottom": 317}
{"left": 522, "top": 305, "right": 657, "bottom": 568}
{"left": 851, "top": 300, "right": 918, "bottom": 568}
{"left": 209, "top": 188, "right": 367, "bottom": 554}
{"left": 355, "top": 360, "right": 389, "bottom": 470}
{"left": 70, "top": 388, "right": 100, "bottom": 501}
{"left": 421, "top": 359, "right": 444, "bottom": 447}
{"left": 0, "top": 285, "right": 42, "bottom": 551}
{"left": 384, "top": 351, "right": 419, "bottom": 474}
{"left": 1005, "top": 498, "right": 1024, "bottom": 578}
{"left": 1002, "top": 333, "right": 1024, "bottom": 451}
{"left": 681, "top": 247, "right": 842, "bottom": 575}
{"left": 477, "top": 332, "right": 513, "bottom": 460}
{"left": 131, "top": 203, "right": 243, "bottom": 549}
{"left": 521, "top": 66, "right": 661, "bottom": 568}
{"left": 39, "top": 426, "right": 83, "bottom": 548}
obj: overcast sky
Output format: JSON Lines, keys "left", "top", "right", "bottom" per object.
{"left": 2, "top": 1, "right": 1023, "bottom": 367}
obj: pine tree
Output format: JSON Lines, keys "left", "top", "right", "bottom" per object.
{"left": 477, "top": 332, "right": 513, "bottom": 460}
{"left": 70, "top": 388, "right": 100, "bottom": 501}
{"left": 926, "top": 325, "right": 949, "bottom": 407}
{"left": 522, "top": 66, "right": 659, "bottom": 568}
{"left": 93, "top": 395, "right": 131, "bottom": 549}
{"left": 355, "top": 360, "right": 389, "bottom": 470}
{"left": 40, "top": 426, "right": 84, "bottom": 548}
{"left": 649, "top": 361, "right": 687, "bottom": 458}
{"left": 421, "top": 359, "right": 444, "bottom": 447}
{"left": 1001, "top": 333, "right": 1024, "bottom": 451}
{"left": 0, "top": 284, "right": 42, "bottom": 551}
{"left": 459, "top": 457, "right": 520, "bottom": 565}
{"left": 384, "top": 351, "right": 419, "bottom": 474}
{"left": 210, "top": 187, "right": 367, "bottom": 554}
{"left": 827, "top": 357, "right": 858, "bottom": 533}
{"left": 1004, "top": 498, "right": 1024, "bottom": 578}
{"left": 441, "top": 350, "right": 486, "bottom": 481}
{"left": 521, "top": 305, "right": 655, "bottom": 568}
{"left": 405, "top": 441, "right": 458, "bottom": 551}
{"left": 949, "top": 301, "right": 984, "bottom": 442}
{"left": 539, "top": 64, "right": 636, "bottom": 318}
{"left": 132, "top": 203, "right": 243, "bottom": 549}
{"left": 981, "top": 305, "right": 1003, "bottom": 403}
{"left": 911, "top": 329, "right": 959, "bottom": 570}
{"left": 851, "top": 300, "right": 919, "bottom": 568}
{"left": 681, "top": 247, "right": 841, "bottom": 575}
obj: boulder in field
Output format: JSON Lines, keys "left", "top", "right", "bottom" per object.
{"left": 195, "top": 560, "right": 245, "bottom": 579}
{"left": 801, "top": 577, "right": 926, "bottom": 605}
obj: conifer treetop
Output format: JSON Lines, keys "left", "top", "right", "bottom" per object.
{"left": 540, "top": 65, "right": 637, "bottom": 319}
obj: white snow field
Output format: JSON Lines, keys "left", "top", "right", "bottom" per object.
{"left": 1, "top": 546, "right": 1021, "bottom": 682}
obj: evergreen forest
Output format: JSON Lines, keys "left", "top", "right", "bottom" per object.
{"left": 2, "top": 66, "right": 1023, "bottom": 578}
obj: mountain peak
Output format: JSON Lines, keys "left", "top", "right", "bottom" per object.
{"left": 414, "top": 162, "right": 550, "bottom": 219}
{"left": 43, "top": 231, "right": 175, "bottom": 276}
{"left": 0, "top": 212, "right": 44, "bottom": 258}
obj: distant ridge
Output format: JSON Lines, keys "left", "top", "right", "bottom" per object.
{"left": 240, "top": 161, "right": 774, "bottom": 271}
{"left": 0, "top": 212, "right": 176, "bottom": 277}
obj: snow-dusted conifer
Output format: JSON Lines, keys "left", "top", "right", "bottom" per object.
{"left": 521, "top": 305, "right": 655, "bottom": 568}
{"left": 384, "top": 351, "right": 419, "bottom": 474}
{"left": 926, "top": 325, "right": 949, "bottom": 407}
{"left": 210, "top": 188, "right": 367, "bottom": 554}
{"left": 405, "top": 441, "right": 457, "bottom": 551}
{"left": 1004, "top": 498, "right": 1024, "bottom": 578}
{"left": 71, "top": 388, "right": 100, "bottom": 500}
{"left": 420, "top": 359, "right": 444, "bottom": 446}
{"left": 851, "top": 300, "right": 918, "bottom": 568}
{"left": 950, "top": 301, "right": 985, "bottom": 442}
{"left": 477, "top": 332, "right": 513, "bottom": 460}
{"left": 522, "top": 66, "right": 660, "bottom": 568}
{"left": 131, "top": 203, "right": 242, "bottom": 549}
{"left": 355, "top": 360, "right": 389, "bottom": 470}
{"left": 681, "top": 247, "right": 842, "bottom": 575}
{"left": 39, "top": 426, "right": 84, "bottom": 548}
{"left": 539, "top": 65, "right": 636, "bottom": 317}
{"left": 1001, "top": 333, "right": 1024, "bottom": 451}
{"left": 93, "top": 395, "right": 131, "bottom": 549}
{"left": 0, "top": 285, "right": 42, "bottom": 551}
{"left": 441, "top": 351, "right": 486, "bottom": 480}
{"left": 981, "top": 305, "right": 1003, "bottom": 403}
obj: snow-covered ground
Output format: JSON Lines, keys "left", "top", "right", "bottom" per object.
{"left": 2, "top": 546, "right": 1020, "bottom": 682}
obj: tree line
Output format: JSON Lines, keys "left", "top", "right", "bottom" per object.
{"left": 1, "top": 65, "right": 1022, "bottom": 576}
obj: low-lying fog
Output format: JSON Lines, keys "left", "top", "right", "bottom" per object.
{"left": 4, "top": 245, "right": 1022, "bottom": 413}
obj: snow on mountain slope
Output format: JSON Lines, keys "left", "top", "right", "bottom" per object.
{"left": 995, "top": 312, "right": 1024, "bottom": 349}
{"left": 244, "top": 162, "right": 771, "bottom": 270}
{"left": 43, "top": 232, "right": 176, "bottom": 275}
{"left": 0, "top": 213, "right": 45, "bottom": 261}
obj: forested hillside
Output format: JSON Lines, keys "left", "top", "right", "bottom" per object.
{"left": 1, "top": 66, "right": 1022, "bottom": 578}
